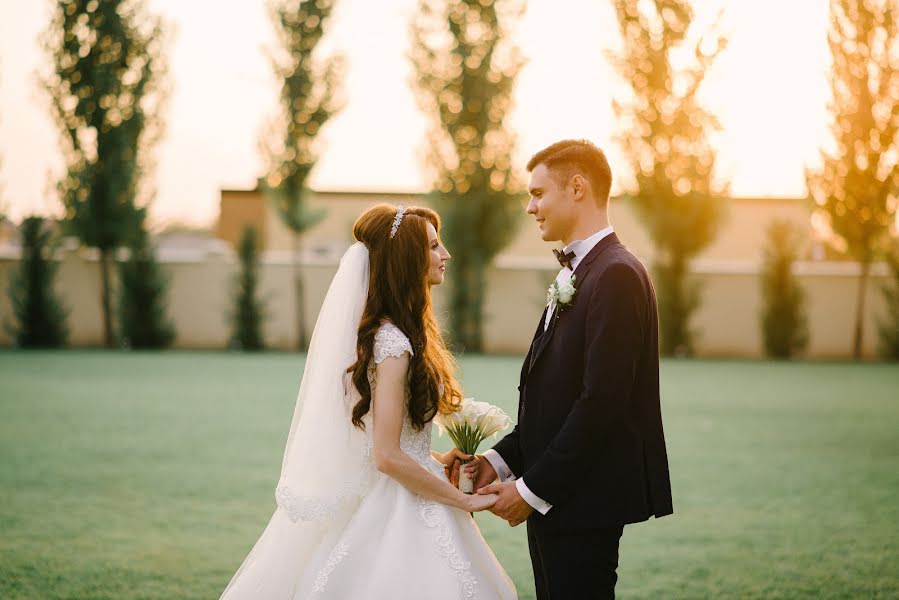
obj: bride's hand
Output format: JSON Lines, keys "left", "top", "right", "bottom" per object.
{"left": 437, "top": 447, "right": 473, "bottom": 469}
{"left": 464, "top": 492, "right": 498, "bottom": 513}
{"left": 438, "top": 448, "right": 475, "bottom": 486}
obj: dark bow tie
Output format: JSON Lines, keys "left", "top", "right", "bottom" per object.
{"left": 553, "top": 248, "right": 576, "bottom": 270}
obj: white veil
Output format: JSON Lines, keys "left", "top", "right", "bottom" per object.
{"left": 275, "top": 241, "right": 374, "bottom": 521}
{"left": 221, "top": 242, "right": 376, "bottom": 599}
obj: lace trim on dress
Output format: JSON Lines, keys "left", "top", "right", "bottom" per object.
{"left": 370, "top": 322, "right": 476, "bottom": 597}
{"left": 308, "top": 540, "right": 350, "bottom": 599}
{"left": 418, "top": 497, "right": 478, "bottom": 599}
{"left": 275, "top": 440, "right": 374, "bottom": 523}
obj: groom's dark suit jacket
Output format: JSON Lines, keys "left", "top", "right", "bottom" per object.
{"left": 492, "top": 233, "right": 673, "bottom": 532}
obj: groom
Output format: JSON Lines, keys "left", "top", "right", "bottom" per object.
{"left": 472, "top": 139, "right": 673, "bottom": 599}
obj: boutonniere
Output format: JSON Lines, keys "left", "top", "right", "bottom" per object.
{"left": 546, "top": 274, "right": 577, "bottom": 313}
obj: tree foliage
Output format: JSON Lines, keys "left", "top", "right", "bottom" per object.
{"left": 41, "top": 0, "right": 168, "bottom": 347}
{"left": 261, "top": 0, "right": 342, "bottom": 350}
{"left": 609, "top": 0, "right": 728, "bottom": 355}
{"left": 6, "top": 217, "right": 68, "bottom": 348}
{"left": 118, "top": 226, "right": 174, "bottom": 349}
{"left": 806, "top": 0, "right": 899, "bottom": 358}
{"left": 877, "top": 242, "right": 899, "bottom": 360}
{"left": 410, "top": 0, "right": 525, "bottom": 351}
{"left": 760, "top": 221, "right": 809, "bottom": 359}
{"left": 230, "top": 225, "right": 266, "bottom": 351}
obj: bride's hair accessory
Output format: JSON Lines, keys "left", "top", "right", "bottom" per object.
{"left": 389, "top": 205, "right": 407, "bottom": 239}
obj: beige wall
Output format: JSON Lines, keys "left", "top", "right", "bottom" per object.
{"left": 219, "top": 189, "right": 821, "bottom": 267}
{"left": 0, "top": 246, "right": 890, "bottom": 359}
{"left": 218, "top": 189, "right": 421, "bottom": 257}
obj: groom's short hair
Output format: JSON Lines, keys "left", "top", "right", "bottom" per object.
{"left": 527, "top": 139, "right": 612, "bottom": 206}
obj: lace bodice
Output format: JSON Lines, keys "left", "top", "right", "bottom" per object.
{"left": 304, "top": 323, "right": 486, "bottom": 600}
{"left": 368, "top": 322, "right": 442, "bottom": 472}
{"left": 230, "top": 244, "right": 516, "bottom": 600}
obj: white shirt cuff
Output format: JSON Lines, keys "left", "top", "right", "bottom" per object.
{"left": 482, "top": 449, "right": 514, "bottom": 482}
{"left": 516, "top": 478, "right": 553, "bottom": 515}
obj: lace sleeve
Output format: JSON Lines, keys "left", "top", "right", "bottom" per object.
{"left": 373, "top": 322, "right": 414, "bottom": 364}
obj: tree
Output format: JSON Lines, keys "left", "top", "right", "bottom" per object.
{"left": 6, "top": 217, "right": 68, "bottom": 347}
{"left": 262, "top": 0, "right": 342, "bottom": 351}
{"left": 118, "top": 225, "right": 174, "bottom": 348}
{"left": 0, "top": 154, "right": 4, "bottom": 221}
{"left": 41, "top": 0, "right": 168, "bottom": 347}
{"left": 760, "top": 221, "right": 809, "bottom": 359}
{"left": 609, "top": 0, "right": 728, "bottom": 355}
{"left": 0, "top": 65, "right": 6, "bottom": 219}
{"left": 0, "top": 156, "right": 5, "bottom": 225}
{"left": 410, "top": 0, "right": 524, "bottom": 351}
{"left": 806, "top": 0, "right": 899, "bottom": 359}
{"left": 877, "top": 242, "right": 899, "bottom": 360}
{"left": 230, "top": 225, "right": 266, "bottom": 351}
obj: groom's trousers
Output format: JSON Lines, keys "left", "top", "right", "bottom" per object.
{"left": 527, "top": 520, "right": 624, "bottom": 600}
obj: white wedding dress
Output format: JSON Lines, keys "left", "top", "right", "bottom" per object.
{"left": 221, "top": 318, "right": 516, "bottom": 599}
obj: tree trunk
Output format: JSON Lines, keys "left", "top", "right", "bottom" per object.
{"left": 293, "top": 234, "right": 307, "bottom": 351}
{"left": 672, "top": 253, "right": 688, "bottom": 356}
{"left": 853, "top": 259, "right": 870, "bottom": 360}
{"left": 468, "top": 260, "right": 485, "bottom": 352}
{"left": 449, "top": 254, "right": 485, "bottom": 352}
{"left": 656, "top": 257, "right": 674, "bottom": 357}
{"left": 99, "top": 248, "right": 114, "bottom": 348}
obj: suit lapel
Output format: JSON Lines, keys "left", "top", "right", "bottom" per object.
{"left": 532, "top": 305, "right": 549, "bottom": 345}
{"left": 528, "top": 304, "right": 558, "bottom": 372}
{"left": 526, "top": 232, "right": 622, "bottom": 376}
{"left": 519, "top": 305, "right": 547, "bottom": 386}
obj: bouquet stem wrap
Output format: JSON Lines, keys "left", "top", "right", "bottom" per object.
{"left": 459, "top": 460, "right": 475, "bottom": 493}
{"left": 434, "top": 398, "right": 512, "bottom": 494}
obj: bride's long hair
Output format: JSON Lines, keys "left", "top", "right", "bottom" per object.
{"left": 348, "top": 204, "right": 463, "bottom": 430}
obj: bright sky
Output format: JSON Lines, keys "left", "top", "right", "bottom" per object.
{"left": 0, "top": 0, "right": 830, "bottom": 228}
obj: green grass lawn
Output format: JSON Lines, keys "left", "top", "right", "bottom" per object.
{"left": 1, "top": 351, "right": 897, "bottom": 599}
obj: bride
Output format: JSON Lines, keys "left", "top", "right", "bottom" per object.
{"left": 220, "top": 204, "right": 517, "bottom": 599}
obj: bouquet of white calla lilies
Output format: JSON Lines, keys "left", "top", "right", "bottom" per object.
{"left": 434, "top": 398, "right": 512, "bottom": 493}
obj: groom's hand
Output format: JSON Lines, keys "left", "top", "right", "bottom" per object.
{"left": 477, "top": 481, "right": 534, "bottom": 527}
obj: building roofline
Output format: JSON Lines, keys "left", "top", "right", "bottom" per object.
{"left": 221, "top": 187, "right": 424, "bottom": 199}
{"left": 221, "top": 187, "right": 809, "bottom": 204}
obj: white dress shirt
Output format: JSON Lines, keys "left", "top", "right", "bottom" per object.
{"left": 484, "top": 225, "right": 615, "bottom": 515}
{"left": 544, "top": 225, "right": 616, "bottom": 331}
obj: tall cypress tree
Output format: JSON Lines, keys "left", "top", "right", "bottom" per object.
{"left": 262, "top": 0, "right": 342, "bottom": 351}
{"left": 41, "top": 0, "right": 168, "bottom": 347}
{"left": 609, "top": 0, "right": 728, "bottom": 356}
{"left": 118, "top": 225, "right": 174, "bottom": 348}
{"left": 230, "top": 225, "right": 266, "bottom": 351}
{"left": 0, "top": 67, "right": 4, "bottom": 219}
{"left": 6, "top": 217, "right": 68, "bottom": 348}
{"left": 806, "top": 0, "right": 899, "bottom": 359}
{"left": 410, "top": 0, "right": 524, "bottom": 352}
{"left": 760, "top": 221, "right": 809, "bottom": 359}
{"left": 877, "top": 244, "right": 899, "bottom": 361}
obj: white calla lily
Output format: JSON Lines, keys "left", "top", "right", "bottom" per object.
{"left": 433, "top": 398, "right": 512, "bottom": 457}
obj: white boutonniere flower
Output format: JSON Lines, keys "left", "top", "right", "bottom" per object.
{"left": 546, "top": 274, "right": 577, "bottom": 312}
